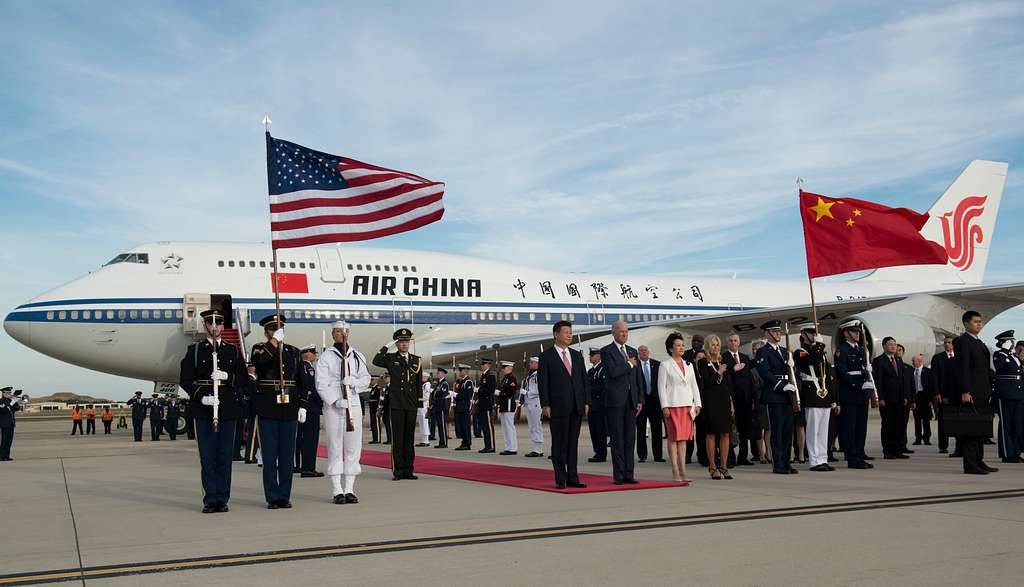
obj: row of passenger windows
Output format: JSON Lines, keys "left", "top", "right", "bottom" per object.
{"left": 347, "top": 263, "right": 417, "bottom": 272}
{"left": 217, "top": 260, "right": 316, "bottom": 269}
{"left": 46, "top": 309, "right": 183, "bottom": 321}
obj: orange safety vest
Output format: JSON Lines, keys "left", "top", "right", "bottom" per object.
{"left": 72, "top": 409, "right": 82, "bottom": 420}
{"left": 101, "top": 410, "right": 113, "bottom": 422}
{"left": 85, "top": 409, "right": 96, "bottom": 420}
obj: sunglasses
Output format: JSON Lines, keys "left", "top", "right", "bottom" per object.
{"left": 204, "top": 318, "right": 225, "bottom": 325}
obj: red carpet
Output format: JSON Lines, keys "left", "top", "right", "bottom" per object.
{"left": 317, "top": 445, "right": 687, "bottom": 494}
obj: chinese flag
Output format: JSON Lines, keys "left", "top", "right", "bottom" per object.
{"left": 800, "top": 190, "right": 948, "bottom": 278}
{"left": 271, "top": 272, "right": 309, "bottom": 294}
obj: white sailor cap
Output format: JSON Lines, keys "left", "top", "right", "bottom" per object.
{"left": 300, "top": 344, "right": 317, "bottom": 353}
{"left": 798, "top": 323, "right": 817, "bottom": 332}
{"left": 331, "top": 320, "right": 351, "bottom": 332}
{"left": 457, "top": 363, "right": 472, "bottom": 370}
{"left": 839, "top": 318, "right": 862, "bottom": 330}
{"left": 500, "top": 360, "right": 515, "bottom": 367}
{"left": 528, "top": 356, "right": 539, "bottom": 362}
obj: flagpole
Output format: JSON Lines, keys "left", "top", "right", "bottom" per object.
{"left": 264, "top": 114, "right": 286, "bottom": 396}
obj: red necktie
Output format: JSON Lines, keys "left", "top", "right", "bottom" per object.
{"left": 561, "top": 349, "right": 572, "bottom": 374}
{"left": 891, "top": 356, "right": 897, "bottom": 373}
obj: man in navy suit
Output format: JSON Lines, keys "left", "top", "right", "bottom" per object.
{"left": 601, "top": 320, "right": 643, "bottom": 484}
{"left": 538, "top": 320, "right": 589, "bottom": 489}
{"left": 636, "top": 345, "right": 663, "bottom": 463}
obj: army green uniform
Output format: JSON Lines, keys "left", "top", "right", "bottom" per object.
{"left": 373, "top": 330, "right": 423, "bottom": 479}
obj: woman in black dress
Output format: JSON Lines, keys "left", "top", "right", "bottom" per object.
{"left": 695, "top": 334, "right": 734, "bottom": 479}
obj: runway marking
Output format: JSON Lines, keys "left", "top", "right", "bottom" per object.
{"left": 1, "top": 487, "right": 1022, "bottom": 585}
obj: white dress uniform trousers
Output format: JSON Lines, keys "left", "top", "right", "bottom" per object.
{"left": 418, "top": 382, "right": 431, "bottom": 445}
{"left": 316, "top": 345, "right": 370, "bottom": 497}
{"left": 523, "top": 372, "right": 544, "bottom": 454}
{"left": 804, "top": 407, "right": 831, "bottom": 468}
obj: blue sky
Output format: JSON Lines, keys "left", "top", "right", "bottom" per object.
{"left": 2, "top": 1, "right": 1023, "bottom": 399}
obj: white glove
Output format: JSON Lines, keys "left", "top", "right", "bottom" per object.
{"left": 862, "top": 381, "right": 875, "bottom": 391}
{"left": 865, "top": 363, "right": 873, "bottom": 373}
{"left": 783, "top": 383, "right": 797, "bottom": 393}
{"left": 211, "top": 370, "right": 229, "bottom": 381}
{"left": 335, "top": 398, "right": 347, "bottom": 409}
{"left": 273, "top": 329, "right": 285, "bottom": 342}
{"left": 297, "top": 407, "right": 307, "bottom": 423}
{"left": 341, "top": 376, "right": 357, "bottom": 388}
{"left": 787, "top": 357, "right": 795, "bottom": 368}
{"left": 201, "top": 395, "right": 218, "bottom": 406}
{"left": 813, "top": 335, "right": 825, "bottom": 344}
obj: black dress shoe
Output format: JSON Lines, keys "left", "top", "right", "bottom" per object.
{"left": 392, "top": 474, "right": 402, "bottom": 481}
{"left": 405, "top": 474, "right": 419, "bottom": 480}
{"left": 1002, "top": 457, "right": 1022, "bottom": 463}
{"left": 217, "top": 504, "right": 229, "bottom": 513}
{"left": 434, "top": 444, "right": 447, "bottom": 449}
{"left": 368, "top": 441, "right": 379, "bottom": 445}
{"left": 267, "top": 503, "right": 280, "bottom": 509}
{"left": 293, "top": 467, "right": 303, "bottom": 474}
{"left": 863, "top": 455, "right": 875, "bottom": 460}
{"left": 848, "top": 462, "right": 870, "bottom": 469}
{"left": 964, "top": 468, "right": 989, "bottom": 475}
{"left": 567, "top": 481, "right": 587, "bottom": 488}
{"left": 525, "top": 452, "right": 543, "bottom": 457}
{"left": 901, "top": 449, "right": 915, "bottom": 454}
{"left": 624, "top": 478, "right": 640, "bottom": 484}
{"left": 416, "top": 443, "right": 430, "bottom": 447}
{"left": 383, "top": 441, "right": 391, "bottom": 445}
{"left": 455, "top": 446, "right": 471, "bottom": 451}
{"left": 638, "top": 458, "right": 646, "bottom": 463}
{"left": 555, "top": 483, "right": 567, "bottom": 489}
{"left": 333, "top": 494, "right": 347, "bottom": 504}
{"left": 500, "top": 450, "right": 517, "bottom": 455}
{"left": 202, "top": 505, "right": 215, "bottom": 514}
{"left": 950, "top": 452, "right": 962, "bottom": 458}
{"left": 345, "top": 493, "right": 359, "bottom": 504}
{"left": 479, "top": 448, "right": 495, "bottom": 453}
{"left": 588, "top": 456, "right": 606, "bottom": 463}
{"left": 612, "top": 480, "right": 624, "bottom": 485}
{"left": 736, "top": 459, "right": 754, "bottom": 466}
{"left": 912, "top": 440, "right": 922, "bottom": 446}
{"left": 786, "top": 468, "right": 798, "bottom": 474}
{"left": 809, "top": 463, "right": 830, "bottom": 471}
{"left": 979, "top": 463, "right": 999, "bottom": 473}
{"left": 279, "top": 501, "right": 292, "bottom": 509}
{"left": 825, "top": 464, "right": 836, "bottom": 471}
{"left": 939, "top": 448, "right": 948, "bottom": 453}
{"left": 654, "top": 458, "right": 667, "bottom": 463}
{"left": 827, "top": 456, "right": 839, "bottom": 463}
{"left": 300, "top": 471, "right": 324, "bottom": 478}
{"left": 984, "top": 438, "right": 995, "bottom": 445}
{"left": 924, "top": 440, "right": 932, "bottom": 445}
{"left": 773, "top": 469, "right": 790, "bottom": 475}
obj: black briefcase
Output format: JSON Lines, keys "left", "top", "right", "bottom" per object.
{"left": 943, "top": 404, "right": 993, "bottom": 438}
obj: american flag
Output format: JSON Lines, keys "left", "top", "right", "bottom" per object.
{"left": 266, "top": 133, "right": 445, "bottom": 249}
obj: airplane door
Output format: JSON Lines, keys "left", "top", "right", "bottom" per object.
{"left": 316, "top": 247, "right": 346, "bottom": 283}
{"left": 182, "top": 293, "right": 211, "bottom": 334}
{"left": 392, "top": 297, "right": 415, "bottom": 331}
{"left": 585, "top": 300, "right": 606, "bottom": 326}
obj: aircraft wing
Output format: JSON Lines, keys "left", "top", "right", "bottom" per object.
{"left": 428, "top": 283, "right": 1024, "bottom": 366}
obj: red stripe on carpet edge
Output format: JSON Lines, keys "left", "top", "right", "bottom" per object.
{"left": 316, "top": 445, "right": 687, "bottom": 494}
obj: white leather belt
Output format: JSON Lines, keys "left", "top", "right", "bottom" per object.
{"left": 847, "top": 370, "right": 862, "bottom": 375}
{"left": 799, "top": 374, "right": 817, "bottom": 383}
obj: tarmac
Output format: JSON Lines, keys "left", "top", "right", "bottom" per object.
{"left": 1, "top": 416, "right": 1023, "bottom": 586}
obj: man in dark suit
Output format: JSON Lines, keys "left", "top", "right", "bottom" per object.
{"left": 537, "top": 320, "right": 589, "bottom": 489}
{"left": 872, "top": 337, "right": 909, "bottom": 459}
{"left": 896, "top": 344, "right": 914, "bottom": 454}
{"left": 930, "top": 336, "right": 957, "bottom": 454}
{"left": 724, "top": 333, "right": 756, "bottom": 465}
{"left": 683, "top": 335, "right": 706, "bottom": 465}
{"left": 635, "top": 345, "right": 663, "bottom": 463}
{"left": 910, "top": 353, "right": 933, "bottom": 446}
{"left": 601, "top": 320, "right": 643, "bottom": 484}
{"left": 954, "top": 310, "right": 998, "bottom": 474}
{"left": 586, "top": 348, "right": 608, "bottom": 462}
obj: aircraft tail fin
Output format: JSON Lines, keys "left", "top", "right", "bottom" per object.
{"left": 858, "top": 160, "right": 1007, "bottom": 287}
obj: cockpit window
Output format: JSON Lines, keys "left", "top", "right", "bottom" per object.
{"left": 104, "top": 253, "right": 149, "bottom": 266}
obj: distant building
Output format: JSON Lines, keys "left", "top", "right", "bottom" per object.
{"left": 22, "top": 392, "right": 126, "bottom": 413}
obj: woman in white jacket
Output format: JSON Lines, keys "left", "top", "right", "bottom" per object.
{"left": 658, "top": 332, "right": 702, "bottom": 483}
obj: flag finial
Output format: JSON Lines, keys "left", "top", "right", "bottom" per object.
{"left": 261, "top": 114, "right": 272, "bottom": 132}
{"left": 796, "top": 177, "right": 805, "bottom": 191}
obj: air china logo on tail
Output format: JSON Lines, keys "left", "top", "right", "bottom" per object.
{"left": 939, "top": 195, "right": 987, "bottom": 270}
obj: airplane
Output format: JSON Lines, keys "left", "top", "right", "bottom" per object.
{"left": 4, "top": 160, "right": 1021, "bottom": 392}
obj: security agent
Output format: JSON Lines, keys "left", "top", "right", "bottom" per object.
{"left": 473, "top": 358, "right": 497, "bottom": 453}
{"left": 148, "top": 393, "right": 164, "bottom": 441}
{"left": 372, "top": 328, "right": 424, "bottom": 480}
{"left": 179, "top": 309, "right": 249, "bottom": 513}
{"left": 833, "top": 319, "right": 875, "bottom": 469}
{"left": 431, "top": 368, "right": 451, "bottom": 449}
{"left": 250, "top": 314, "right": 310, "bottom": 508}
{"left": 754, "top": 320, "right": 799, "bottom": 474}
{"left": 586, "top": 348, "right": 608, "bottom": 462}
{"left": 453, "top": 364, "right": 474, "bottom": 450}
{"left": 164, "top": 394, "right": 179, "bottom": 440}
{"left": 126, "top": 391, "right": 147, "bottom": 442}
{"left": 295, "top": 345, "right": 324, "bottom": 477}
{"left": 1, "top": 388, "right": 25, "bottom": 461}
{"left": 993, "top": 331, "right": 1024, "bottom": 463}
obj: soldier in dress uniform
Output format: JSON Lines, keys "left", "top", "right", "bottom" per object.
{"left": 754, "top": 320, "right": 799, "bottom": 474}
{"left": 295, "top": 345, "right": 324, "bottom": 477}
{"left": 793, "top": 324, "right": 837, "bottom": 472}
{"left": 431, "top": 368, "right": 451, "bottom": 448}
{"left": 521, "top": 357, "right": 544, "bottom": 457}
{"left": 586, "top": 348, "right": 608, "bottom": 463}
{"left": 317, "top": 321, "right": 370, "bottom": 503}
{"left": 148, "top": 393, "right": 164, "bottom": 441}
{"left": 179, "top": 309, "right": 249, "bottom": 513}
{"left": 497, "top": 361, "right": 519, "bottom": 455}
{"left": 1, "top": 388, "right": 24, "bottom": 461}
{"left": 834, "top": 319, "right": 876, "bottom": 469}
{"left": 164, "top": 394, "right": 179, "bottom": 440}
{"left": 373, "top": 328, "right": 423, "bottom": 480}
{"left": 473, "top": 357, "right": 497, "bottom": 453}
{"left": 249, "top": 314, "right": 309, "bottom": 509}
{"left": 993, "top": 331, "right": 1024, "bottom": 463}
{"left": 368, "top": 375, "right": 383, "bottom": 444}
{"left": 453, "top": 364, "right": 474, "bottom": 450}
{"left": 243, "top": 364, "right": 260, "bottom": 463}
{"left": 126, "top": 391, "right": 146, "bottom": 442}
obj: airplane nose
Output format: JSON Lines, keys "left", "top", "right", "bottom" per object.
{"left": 4, "top": 312, "right": 31, "bottom": 347}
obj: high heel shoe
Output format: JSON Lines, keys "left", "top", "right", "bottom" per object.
{"left": 719, "top": 468, "right": 733, "bottom": 480}
{"left": 710, "top": 467, "right": 722, "bottom": 480}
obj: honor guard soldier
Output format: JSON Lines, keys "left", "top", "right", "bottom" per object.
{"left": 754, "top": 320, "right": 799, "bottom": 474}
{"left": 586, "top": 349, "right": 608, "bottom": 462}
{"left": 431, "top": 368, "right": 451, "bottom": 448}
{"left": 250, "top": 314, "right": 309, "bottom": 509}
{"left": 164, "top": 394, "right": 178, "bottom": 440}
{"left": 242, "top": 363, "right": 259, "bottom": 463}
{"left": 126, "top": 391, "right": 146, "bottom": 442}
{"left": 474, "top": 358, "right": 497, "bottom": 453}
{"left": 521, "top": 357, "right": 544, "bottom": 457}
{"left": 368, "top": 376, "right": 384, "bottom": 444}
{"left": 834, "top": 319, "right": 875, "bottom": 469}
{"left": 296, "top": 345, "right": 324, "bottom": 477}
{"left": 1, "top": 388, "right": 24, "bottom": 461}
{"left": 381, "top": 374, "right": 393, "bottom": 444}
{"left": 317, "top": 321, "right": 370, "bottom": 504}
{"left": 373, "top": 328, "right": 424, "bottom": 480}
{"left": 148, "top": 393, "right": 164, "bottom": 441}
{"left": 793, "top": 324, "right": 837, "bottom": 472}
{"left": 418, "top": 372, "right": 432, "bottom": 447}
{"left": 497, "top": 361, "right": 519, "bottom": 455}
{"left": 993, "top": 331, "right": 1024, "bottom": 463}
{"left": 179, "top": 309, "right": 248, "bottom": 513}
{"left": 453, "top": 364, "right": 474, "bottom": 450}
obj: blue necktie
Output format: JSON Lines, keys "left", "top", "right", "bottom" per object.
{"left": 643, "top": 362, "right": 651, "bottom": 395}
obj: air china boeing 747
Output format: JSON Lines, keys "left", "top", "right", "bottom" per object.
{"left": 4, "top": 160, "right": 1021, "bottom": 391}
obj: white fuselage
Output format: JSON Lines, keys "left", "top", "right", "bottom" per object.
{"left": 4, "top": 241, "right": 921, "bottom": 383}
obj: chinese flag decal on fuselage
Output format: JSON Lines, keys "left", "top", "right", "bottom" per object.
{"left": 271, "top": 273, "right": 309, "bottom": 294}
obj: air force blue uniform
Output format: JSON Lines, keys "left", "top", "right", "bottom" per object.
{"left": 454, "top": 375, "right": 474, "bottom": 449}
{"left": 834, "top": 340, "right": 872, "bottom": 467}
{"left": 1, "top": 391, "right": 22, "bottom": 461}
{"left": 126, "top": 394, "right": 147, "bottom": 441}
{"left": 755, "top": 340, "right": 797, "bottom": 473}
{"left": 993, "top": 347, "right": 1024, "bottom": 461}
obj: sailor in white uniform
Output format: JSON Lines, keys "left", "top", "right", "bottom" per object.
{"left": 521, "top": 356, "right": 544, "bottom": 457}
{"left": 417, "top": 373, "right": 432, "bottom": 447}
{"left": 315, "top": 321, "right": 370, "bottom": 504}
